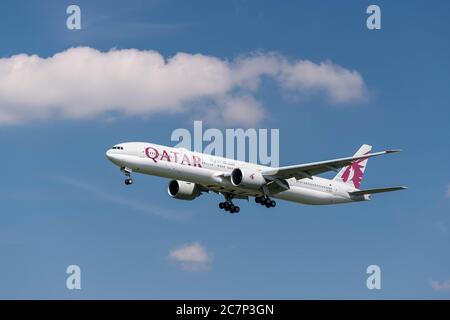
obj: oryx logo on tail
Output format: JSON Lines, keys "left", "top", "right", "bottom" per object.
{"left": 340, "top": 157, "right": 367, "bottom": 188}
{"left": 333, "top": 144, "right": 372, "bottom": 189}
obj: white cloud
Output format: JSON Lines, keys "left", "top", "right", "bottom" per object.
{"left": 202, "top": 95, "right": 265, "bottom": 126}
{"left": 0, "top": 47, "right": 367, "bottom": 126}
{"left": 279, "top": 60, "right": 367, "bottom": 103}
{"left": 169, "top": 242, "right": 211, "bottom": 272}
{"left": 430, "top": 279, "right": 450, "bottom": 291}
{"left": 232, "top": 53, "right": 281, "bottom": 91}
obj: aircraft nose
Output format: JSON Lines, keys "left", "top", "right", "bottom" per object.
{"left": 106, "top": 149, "right": 114, "bottom": 161}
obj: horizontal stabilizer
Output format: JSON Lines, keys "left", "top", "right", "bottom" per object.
{"left": 349, "top": 186, "right": 407, "bottom": 196}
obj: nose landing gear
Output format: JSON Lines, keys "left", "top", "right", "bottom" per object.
{"left": 121, "top": 167, "right": 133, "bottom": 186}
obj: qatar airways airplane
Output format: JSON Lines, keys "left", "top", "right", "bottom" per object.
{"left": 106, "top": 143, "right": 406, "bottom": 214}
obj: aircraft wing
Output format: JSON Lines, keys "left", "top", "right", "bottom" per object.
{"left": 261, "top": 149, "right": 401, "bottom": 180}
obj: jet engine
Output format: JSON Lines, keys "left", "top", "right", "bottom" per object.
{"left": 168, "top": 180, "right": 201, "bottom": 200}
{"left": 231, "top": 168, "right": 266, "bottom": 190}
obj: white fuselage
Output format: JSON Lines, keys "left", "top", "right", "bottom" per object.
{"left": 106, "top": 142, "right": 367, "bottom": 205}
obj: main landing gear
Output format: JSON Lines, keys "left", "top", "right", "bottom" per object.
{"left": 121, "top": 167, "right": 133, "bottom": 185}
{"left": 219, "top": 194, "right": 240, "bottom": 214}
{"left": 219, "top": 201, "right": 240, "bottom": 214}
{"left": 255, "top": 196, "right": 276, "bottom": 208}
{"left": 255, "top": 184, "right": 276, "bottom": 208}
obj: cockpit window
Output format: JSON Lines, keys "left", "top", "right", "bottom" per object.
{"left": 112, "top": 146, "right": 124, "bottom": 150}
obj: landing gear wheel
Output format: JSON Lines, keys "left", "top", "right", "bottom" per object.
{"left": 255, "top": 196, "right": 261, "bottom": 203}
{"left": 121, "top": 167, "right": 133, "bottom": 186}
{"left": 265, "top": 202, "right": 271, "bottom": 208}
{"left": 220, "top": 194, "right": 240, "bottom": 213}
{"left": 270, "top": 200, "right": 276, "bottom": 208}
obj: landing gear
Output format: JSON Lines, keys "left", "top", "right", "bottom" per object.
{"left": 219, "top": 193, "right": 240, "bottom": 214}
{"left": 255, "top": 196, "right": 276, "bottom": 208}
{"left": 121, "top": 167, "right": 133, "bottom": 186}
{"left": 254, "top": 185, "right": 276, "bottom": 209}
{"left": 219, "top": 201, "right": 240, "bottom": 214}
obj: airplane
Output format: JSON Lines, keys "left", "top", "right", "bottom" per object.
{"left": 106, "top": 143, "right": 406, "bottom": 214}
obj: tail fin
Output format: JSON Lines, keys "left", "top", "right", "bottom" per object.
{"left": 333, "top": 144, "right": 372, "bottom": 189}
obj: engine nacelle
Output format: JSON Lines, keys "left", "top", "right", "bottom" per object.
{"left": 231, "top": 168, "right": 266, "bottom": 190}
{"left": 168, "top": 180, "right": 201, "bottom": 201}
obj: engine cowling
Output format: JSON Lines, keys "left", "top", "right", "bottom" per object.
{"left": 168, "top": 180, "right": 201, "bottom": 200}
{"left": 231, "top": 168, "right": 266, "bottom": 190}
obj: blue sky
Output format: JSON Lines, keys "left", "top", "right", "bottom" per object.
{"left": 0, "top": 0, "right": 449, "bottom": 299}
